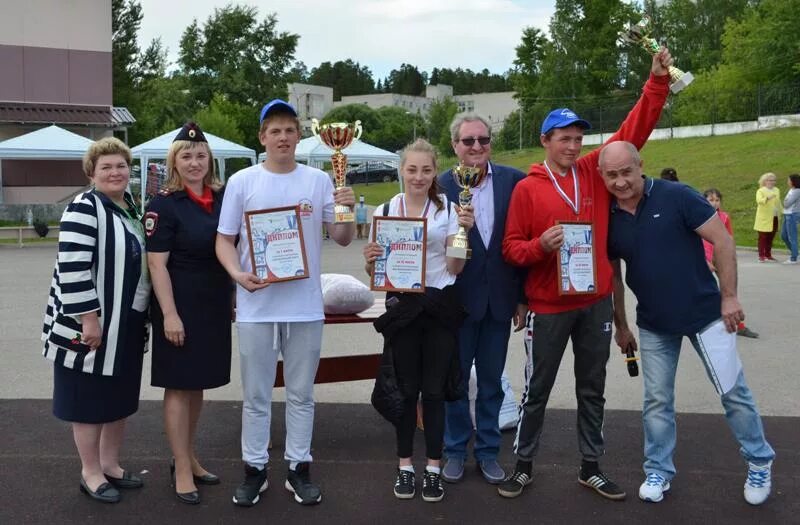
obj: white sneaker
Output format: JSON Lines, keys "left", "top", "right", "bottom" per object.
{"left": 782, "top": 259, "right": 798, "bottom": 265}
{"left": 744, "top": 461, "right": 772, "bottom": 505}
{"left": 639, "top": 472, "right": 670, "bottom": 502}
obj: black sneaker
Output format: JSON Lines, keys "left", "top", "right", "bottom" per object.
{"left": 394, "top": 469, "right": 415, "bottom": 499}
{"left": 497, "top": 461, "right": 532, "bottom": 498}
{"left": 578, "top": 465, "right": 626, "bottom": 500}
{"left": 232, "top": 464, "right": 268, "bottom": 507}
{"left": 422, "top": 470, "right": 444, "bottom": 502}
{"left": 285, "top": 462, "right": 322, "bottom": 505}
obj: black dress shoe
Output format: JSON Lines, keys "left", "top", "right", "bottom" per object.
{"left": 106, "top": 470, "right": 144, "bottom": 489}
{"left": 176, "top": 489, "right": 201, "bottom": 505}
{"left": 172, "top": 456, "right": 220, "bottom": 485}
{"left": 193, "top": 472, "right": 220, "bottom": 485}
{"left": 80, "top": 478, "right": 121, "bottom": 503}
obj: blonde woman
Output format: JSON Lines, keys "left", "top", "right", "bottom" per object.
{"left": 364, "top": 138, "right": 474, "bottom": 502}
{"left": 753, "top": 172, "right": 781, "bottom": 262}
{"left": 146, "top": 122, "right": 232, "bottom": 504}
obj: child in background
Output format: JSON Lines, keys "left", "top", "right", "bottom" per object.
{"left": 703, "top": 188, "right": 759, "bottom": 339}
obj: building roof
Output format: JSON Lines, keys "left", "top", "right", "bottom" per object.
{"left": 0, "top": 102, "right": 135, "bottom": 127}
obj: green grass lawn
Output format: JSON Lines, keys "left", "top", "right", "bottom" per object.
{"left": 390, "top": 128, "right": 799, "bottom": 247}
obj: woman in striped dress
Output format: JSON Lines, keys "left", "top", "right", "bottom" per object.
{"left": 42, "top": 137, "right": 151, "bottom": 504}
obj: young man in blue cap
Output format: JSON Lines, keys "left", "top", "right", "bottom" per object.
{"left": 499, "top": 47, "right": 674, "bottom": 500}
{"left": 216, "top": 100, "right": 355, "bottom": 507}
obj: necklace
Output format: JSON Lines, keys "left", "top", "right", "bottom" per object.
{"left": 544, "top": 161, "right": 580, "bottom": 215}
{"left": 399, "top": 195, "right": 431, "bottom": 217}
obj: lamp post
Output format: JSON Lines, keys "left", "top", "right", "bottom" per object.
{"left": 518, "top": 106, "right": 523, "bottom": 150}
{"left": 406, "top": 111, "right": 417, "bottom": 141}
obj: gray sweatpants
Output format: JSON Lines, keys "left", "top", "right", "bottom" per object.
{"left": 237, "top": 321, "right": 323, "bottom": 469}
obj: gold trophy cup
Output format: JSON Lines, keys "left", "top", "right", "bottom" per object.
{"left": 446, "top": 164, "right": 485, "bottom": 260}
{"left": 620, "top": 15, "right": 694, "bottom": 94}
{"left": 311, "top": 118, "right": 363, "bottom": 223}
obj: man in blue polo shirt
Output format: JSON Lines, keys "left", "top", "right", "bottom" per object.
{"left": 600, "top": 141, "right": 775, "bottom": 506}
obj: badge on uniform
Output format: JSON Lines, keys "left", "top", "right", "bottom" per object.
{"left": 144, "top": 211, "right": 158, "bottom": 237}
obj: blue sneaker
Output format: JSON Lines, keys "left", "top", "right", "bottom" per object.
{"left": 478, "top": 459, "right": 506, "bottom": 485}
{"left": 638, "top": 472, "right": 670, "bottom": 503}
{"left": 442, "top": 457, "right": 464, "bottom": 483}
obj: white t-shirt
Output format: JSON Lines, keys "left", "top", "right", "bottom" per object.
{"left": 373, "top": 193, "right": 460, "bottom": 290}
{"left": 217, "top": 163, "right": 334, "bottom": 322}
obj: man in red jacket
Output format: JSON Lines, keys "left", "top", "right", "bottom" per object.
{"left": 498, "top": 47, "right": 674, "bottom": 501}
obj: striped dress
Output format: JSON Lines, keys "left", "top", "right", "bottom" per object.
{"left": 42, "top": 189, "right": 149, "bottom": 377}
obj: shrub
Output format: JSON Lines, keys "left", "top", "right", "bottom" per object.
{"left": 33, "top": 218, "right": 49, "bottom": 238}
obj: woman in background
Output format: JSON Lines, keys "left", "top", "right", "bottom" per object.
{"left": 779, "top": 174, "right": 800, "bottom": 265}
{"left": 42, "top": 137, "right": 150, "bottom": 504}
{"left": 753, "top": 172, "right": 781, "bottom": 262}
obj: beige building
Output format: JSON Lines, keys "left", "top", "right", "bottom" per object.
{"left": 0, "top": 0, "right": 133, "bottom": 204}
{"left": 287, "top": 83, "right": 334, "bottom": 134}
{"left": 335, "top": 84, "right": 519, "bottom": 133}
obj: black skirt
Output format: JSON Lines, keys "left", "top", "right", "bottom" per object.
{"left": 52, "top": 310, "right": 146, "bottom": 424}
{"left": 150, "top": 269, "right": 232, "bottom": 390}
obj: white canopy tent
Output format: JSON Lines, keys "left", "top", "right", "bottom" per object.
{"left": 0, "top": 125, "right": 95, "bottom": 203}
{"left": 258, "top": 136, "right": 400, "bottom": 168}
{"left": 131, "top": 128, "right": 257, "bottom": 209}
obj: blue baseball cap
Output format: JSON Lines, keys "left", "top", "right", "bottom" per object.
{"left": 541, "top": 108, "right": 591, "bottom": 134}
{"left": 259, "top": 99, "right": 297, "bottom": 123}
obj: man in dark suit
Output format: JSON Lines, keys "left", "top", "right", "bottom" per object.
{"left": 439, "top": 114, "right": 527, "bottom": 484}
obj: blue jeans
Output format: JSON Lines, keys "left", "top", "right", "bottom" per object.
{"left": 780, "top": 212, "right": 799, "bottom": 261}
{"left": 444, "top": 315, "right": 511, "bottom": 461}
{"left": 638, "top": 327, "right": 774, "bottom": 481}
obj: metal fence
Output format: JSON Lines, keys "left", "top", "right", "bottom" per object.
{"left": 516, "top": 82, "right": 800, "bottom": 147}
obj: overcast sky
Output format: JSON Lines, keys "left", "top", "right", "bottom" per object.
{"left": 138, "top": 0, "right": 556, "bottom": 80}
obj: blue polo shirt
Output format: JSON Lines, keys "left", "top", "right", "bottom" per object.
{"left": 608, "top": 177, "right": 720, "bottom": 335}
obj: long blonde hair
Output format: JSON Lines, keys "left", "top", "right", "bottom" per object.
{"left": 400, "top": 138, "right": 444, "bottom": 212}
{"left": 163, "top": 140, "right": 222, "bottom": 192}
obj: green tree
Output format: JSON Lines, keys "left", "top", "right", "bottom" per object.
{"left": 308, "top": 60, "right": 375, "bottom": 100}
{"left": 385, "top": 64, "right": 427, "bottom": 95}
{"left": 112, "top": 0, "right": 143, "bottom": 110}
{"left": 193, "top": 94, "right": 247, "bottom": 145}
{"left": 426, "top": 97, "right": 459, "bottom": 153}
{"left": 177, "top": 6, "right": 299, "bottom": 108}
{"left": 494, "top": 109, "right": 525, "bottom": 151}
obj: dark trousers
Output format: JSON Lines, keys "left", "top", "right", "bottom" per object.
{"left": 757, "top": 217, "right": 778, "bottom": 259}
{"left": 514, "top": 296, "right": 612, "bottom": 463}
{"left": 444, "top": 311, "right": 511, "bottom": 461}
{"left": 392, "top": 313, "right": 457, "bottom": 460}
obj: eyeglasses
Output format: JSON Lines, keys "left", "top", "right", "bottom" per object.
{"left": 458, "top": 136, "right": 491, "bottom": 147}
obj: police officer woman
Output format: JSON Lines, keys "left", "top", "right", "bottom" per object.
{"left": 145, "top": 122, "right": 232, "bottom": 504}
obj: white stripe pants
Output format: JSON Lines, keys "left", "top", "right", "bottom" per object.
{"left": 237, "top": 321, "right": 323, "bottom": 469}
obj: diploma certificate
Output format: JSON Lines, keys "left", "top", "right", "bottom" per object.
{"left": 245, "top": 206, "right": 309, "bottom": 283}
{"left": 556, "top": 221, "right": 596, "bottom": 295}
{"left": 371, "top": 216, "right": 427, "bottom": 293}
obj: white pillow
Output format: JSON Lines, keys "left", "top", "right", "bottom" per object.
{"left": 321, "top": 273, "right": 375, "bottom": 315}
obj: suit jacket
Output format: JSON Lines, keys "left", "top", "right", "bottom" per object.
{"left": 438, "top": 162, "right": 526, "bottom": 322}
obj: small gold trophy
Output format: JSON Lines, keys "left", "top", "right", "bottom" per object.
{"left": 311, "top": 118, "right": 363, "bottom": 223}
{"left": 446, "top": 164, "right": 485, "bottom": 260}
{"left": 620, "top": 15, "right": 694, "bottom": 94}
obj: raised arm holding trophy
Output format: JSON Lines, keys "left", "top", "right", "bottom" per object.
{"left": 311, "top": 118, "right": 362, "bottom": 223}
{"left": 620, "top": 15, "right": 694, "bottom": 94}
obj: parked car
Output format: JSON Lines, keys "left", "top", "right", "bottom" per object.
{"left": 345, "top": 161, "right": 398, "bottom": 185}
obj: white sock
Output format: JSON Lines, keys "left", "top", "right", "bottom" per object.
{"left": 399, "top": 465, "right": 415, "bottom": 473}
{"left": 289, "top": 461, "right": 299, "bottom": 471}
{"left": 425, "top": 465, "right": 441, "bottom": 475}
